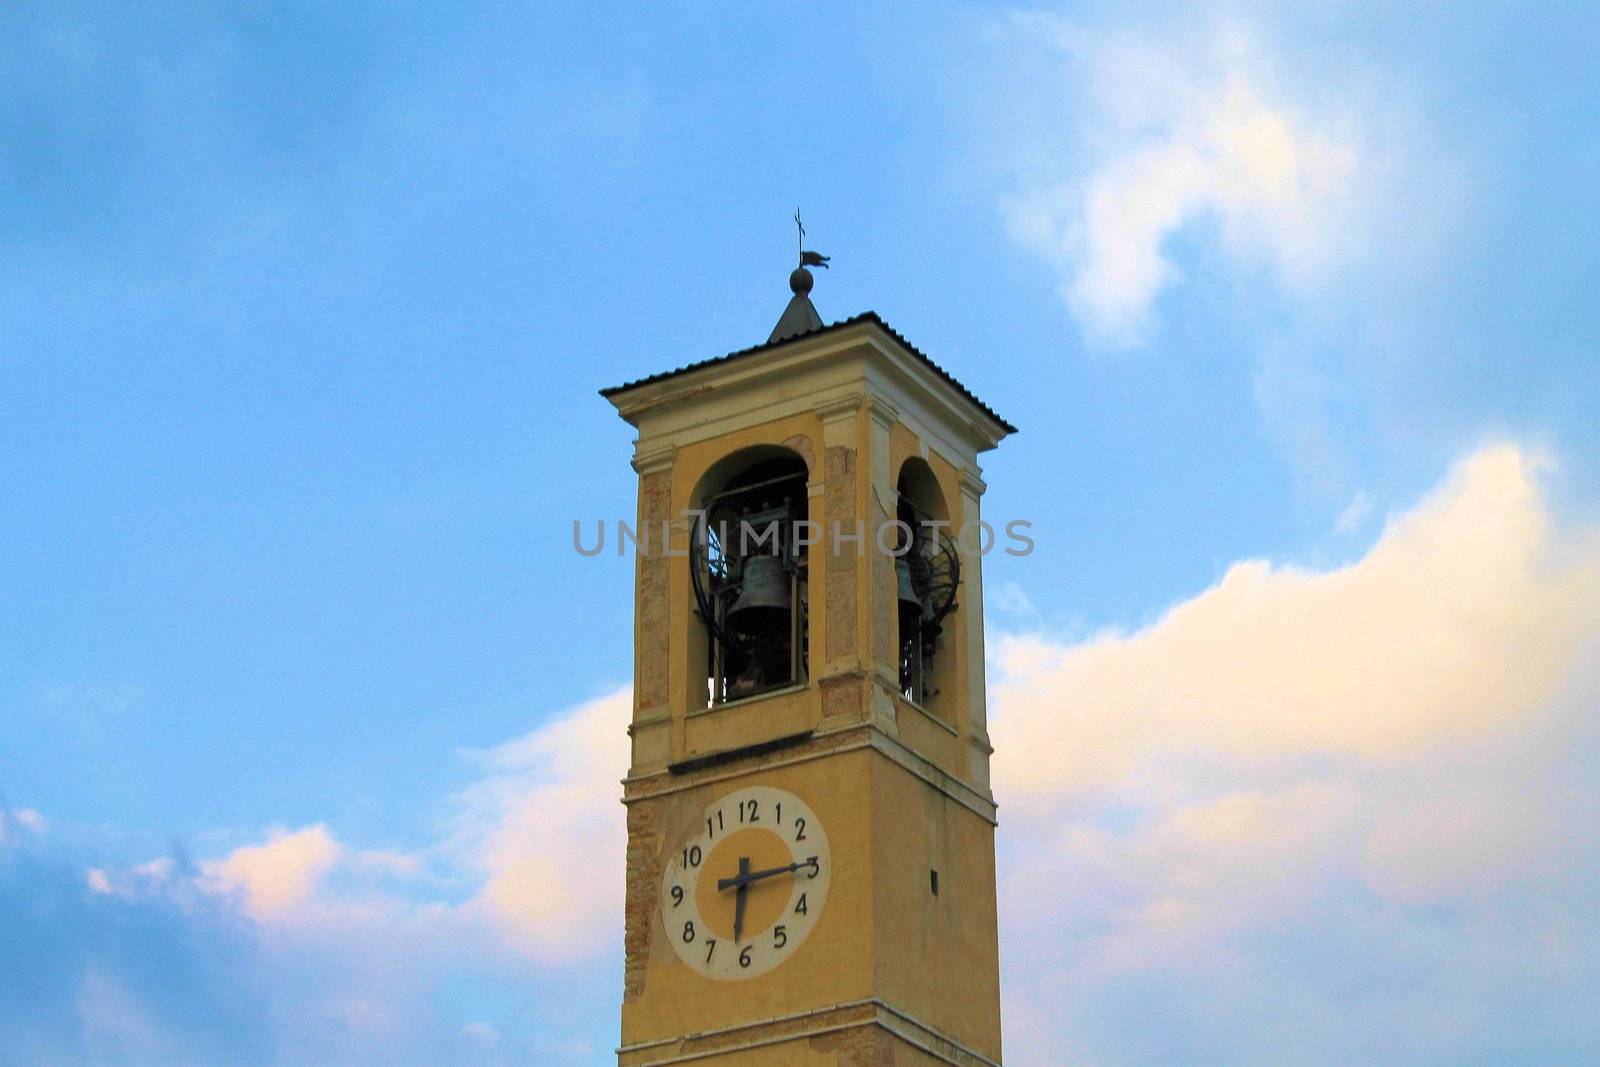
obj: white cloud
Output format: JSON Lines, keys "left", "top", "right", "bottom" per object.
{"left": 993, "top": 443, "right": 1599, "bottom": 803}
{"left": 203, "top": 823, "right": 343, "bottom": 919}
{"left": 1334, "top": 490, "right": 1374, "bottom": 535}
{"left": 452, "top": 686, "right": 632, "bottom": 961}
{"left": 989, "top": 578, "right": 1041, "bottom": 621}
{"left": 0, "top": 807, "right": 46, "bottom": 844}
{"left": 1361, "top": 786, "right": 1558, "bottom": 906}
{"left": 989, "top": 441, "right": 1600, "bottom": 1063}
{"left": 75, "top": 686, "right": 630, "bottom": 967}
{"left": 349, "top": 847, "right": 428, "bottom": 879}
{"left": 997, "top": 19, "right": 1373, "bottom": 347}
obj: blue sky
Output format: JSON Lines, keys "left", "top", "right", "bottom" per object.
{"left": 3, "top": 3, "right": 1598, "bottom": 1064}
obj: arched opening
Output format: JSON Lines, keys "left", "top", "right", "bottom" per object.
{"left": 690, "top": 446, "right": 810, "bottom": 705}
{"left": 895, "top": 458, "right": 958, "bottom": 709}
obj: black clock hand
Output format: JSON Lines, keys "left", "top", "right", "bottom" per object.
{"left": 732, "top": 856, "right": 750, "bottom": 943}
{"left": 717, "top": 856, "right": 818, "bottom": 892}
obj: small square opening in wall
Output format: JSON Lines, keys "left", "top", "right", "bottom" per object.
{"left": 930, "top": 869, "right": 939, "bottom": 896}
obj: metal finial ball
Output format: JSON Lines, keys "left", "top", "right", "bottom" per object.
{"left": 790, "top": 267, "right": 814, "bottom": 295}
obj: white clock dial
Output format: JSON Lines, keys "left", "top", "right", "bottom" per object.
{"left": 659, "top": 785, "right": 830, "bottom": 981}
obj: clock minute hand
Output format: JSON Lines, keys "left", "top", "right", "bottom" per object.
{"left": 717, "top": 858, "right": 813, "bottom": 892}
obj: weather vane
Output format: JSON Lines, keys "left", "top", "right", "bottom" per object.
{"left": 795, "top": 208, "right": 830, "bottom": 269}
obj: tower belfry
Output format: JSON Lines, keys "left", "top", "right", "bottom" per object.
{"left": 602, "top": 255, "right": 1014, "bottom": 1066}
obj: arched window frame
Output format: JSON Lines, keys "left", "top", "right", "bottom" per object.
{"left": 894, "top": 458, "right": 958, "bottom": 711}
{"left": 688, "top": 446, "right": 812, "bottom": 706}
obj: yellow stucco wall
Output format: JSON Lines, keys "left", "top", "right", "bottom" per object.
{"left": 614, "top": 327, "right": 1006, "bottom": 1066}
{"left": 869, "top": 755, "right": 1002, "bottom": 1061}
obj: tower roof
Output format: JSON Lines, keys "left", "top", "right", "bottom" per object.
{"left": 600, "top": 310, "right": 1017, "bottom": 437}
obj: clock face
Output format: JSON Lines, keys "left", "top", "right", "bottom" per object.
{"left": 660, "top": 785, "right": 831, "bottom": 981}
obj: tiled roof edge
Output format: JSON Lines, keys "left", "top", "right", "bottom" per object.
{"left": 598, "top": 312, "right": 1016, "bottom": 435}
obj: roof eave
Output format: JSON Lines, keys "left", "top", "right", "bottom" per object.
{"left": 600, "top": 312, "right": 1016, "bottom": 438}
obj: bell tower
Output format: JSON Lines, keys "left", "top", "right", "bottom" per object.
{"left": 603, "top": 261, "right": 1014, "bottom": 1066}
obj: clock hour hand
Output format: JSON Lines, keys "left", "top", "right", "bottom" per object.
{"left": 732, "top": 856, "right": 749, "bottom": 943}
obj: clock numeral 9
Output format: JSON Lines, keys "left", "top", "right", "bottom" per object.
{"left": 669, "top": 885, "right": 683, "bottom": 908}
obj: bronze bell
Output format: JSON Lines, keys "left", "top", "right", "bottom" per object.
{"left": 727, "top": 554, "right": 791, "bottom": 636}
{"left": 896, "top": 557, "right": 925, "bottom": 637}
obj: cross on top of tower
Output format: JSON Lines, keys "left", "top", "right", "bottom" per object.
{"left": 770, "top": 210, "right": 828, "bottom": 343}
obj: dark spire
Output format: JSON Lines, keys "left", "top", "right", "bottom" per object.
{"left": 768, "top": 265, "right": 825, "bottom": 343}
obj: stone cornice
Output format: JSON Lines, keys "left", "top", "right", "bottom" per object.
{"left": 812, "top": 395, "right": 862, "bottom": 423}
{"left": 959, "top": 467, "right": 988, "bottom": 500}
{"left": 631, "top": 444, "right": 677, "bottom": 475}
{"left": 621, "top": 720, "right": 999, "bottom": 826}
{"left": 617, "top": 996, "right": 1002, "bottom": 1067}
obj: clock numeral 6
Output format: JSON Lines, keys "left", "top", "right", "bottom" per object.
{"left": 739, "top": 945, "right": 752, "bottom": 968}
